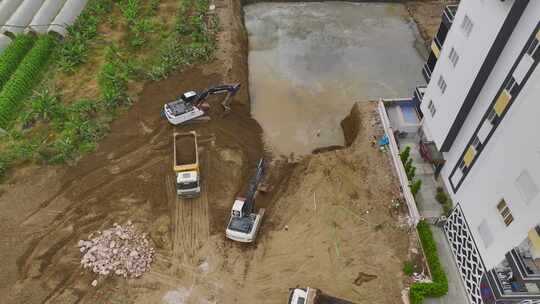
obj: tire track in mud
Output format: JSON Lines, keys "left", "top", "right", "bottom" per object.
{"left": 167, "top": 146, "right": 211, "bottom": 281}
{"left": 22, "top": 124, "right": 169, "bottom": 224}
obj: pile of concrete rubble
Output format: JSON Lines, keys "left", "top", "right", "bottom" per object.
{"left": 78, "top": 221, "right": 154, "bottom": 279}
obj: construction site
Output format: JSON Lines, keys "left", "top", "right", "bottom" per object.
{"left": 0, "top": 0, "right": 453, "bottom": 303}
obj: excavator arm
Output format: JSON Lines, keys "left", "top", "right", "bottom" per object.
{"left": 195, "top": 83, "right": 241, "bottom": 112}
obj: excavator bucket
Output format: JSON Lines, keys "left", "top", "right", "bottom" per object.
{"left": 221, "top": 83, "right": 241, "bottom": 114}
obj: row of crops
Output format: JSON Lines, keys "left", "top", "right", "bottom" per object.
{"left": 0, "top": 0, "right": 220, "bottom": 179}
{"left": 0, "top": 35, "right": 55, "bottom": 129}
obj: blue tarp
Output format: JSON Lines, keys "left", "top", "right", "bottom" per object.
{"left": 378, "top": 134, "right": 389, "bottom": 146}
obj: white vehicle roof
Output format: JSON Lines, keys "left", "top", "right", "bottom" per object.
{"left": 232, "top": 198, "right": 245, "bottom": 211}
{"left": 290, "top": 288, "right": 308, "bottom": 304}
{"left": 184, "top": 91, "right": 197, "bottom": 98}
{"left": 177, "top": 171, "right": 198, "bottom": 183}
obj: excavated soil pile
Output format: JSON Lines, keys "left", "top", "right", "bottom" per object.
{"left": 341, "top": 102, "right": 362, "bottom": 146}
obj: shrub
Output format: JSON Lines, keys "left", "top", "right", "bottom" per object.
{"left": 400, "top": 146, "right": 411, "bottom": 163}
{"left": 0, "top": 36, "right": 56, "bottom": 129}
{"left": 403, "top": 261, "right": 415, "bottom": 276}
{"left": 410, "top": 221, "right": 448, "bottom": 304}
{"left": 410, "top": 179, "right": 422, "bottom": 198}
{"left": 24, "top": 89, "right": 65, "bottom": 123}
{"left": 435, "top": 188, "right": 453, "bottom": 216}
{"left": 0, "top": 35, "right": 36, "bottom": 90}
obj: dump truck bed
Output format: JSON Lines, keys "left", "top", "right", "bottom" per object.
{"left": 173, "top": 131, "right": 198, "bottom": 171}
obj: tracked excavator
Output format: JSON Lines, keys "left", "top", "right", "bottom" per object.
{"left": 162, "top": 83, "right": 241, "bottom": 125}
{"left": 226, "top": 158, "right": 266, "bottom": 243}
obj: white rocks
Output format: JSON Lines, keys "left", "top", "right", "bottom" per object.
{"left": 79, "top": 222, "right": 154, "bottom": 280}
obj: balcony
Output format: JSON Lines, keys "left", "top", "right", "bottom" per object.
{"left": 412, "top": 86, "right": 426, "bottom": 118}
{"left": 442, "top": 5, "right": 458, "bottom": 28}
{"left": 481, "top": 228, "right": 540, "bottom": 303}
{"left": 422, "top": 62, "right": 433, "bottom": 83}
{"left": 510, "top": 228, "right": 540, "bottom": 282}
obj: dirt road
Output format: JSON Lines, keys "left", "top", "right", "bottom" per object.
{"left": 0, "top": 0, "right": 413, "bottom": 303}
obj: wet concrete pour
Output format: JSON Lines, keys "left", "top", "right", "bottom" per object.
{"left": 245, "top": 2, "right": 425, "bottom": 156}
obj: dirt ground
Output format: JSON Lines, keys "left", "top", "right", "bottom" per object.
{"left": 0, "top": 1, "right": 440, "bottom": 303}
{"left": 406, "top": 0, "right": 460, "bottom": 44}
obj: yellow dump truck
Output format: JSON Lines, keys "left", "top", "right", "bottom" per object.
{"left": 173, "top": 131, "right": 200, "bottom": 198}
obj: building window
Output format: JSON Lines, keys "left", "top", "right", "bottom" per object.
{"left": 526, "top": 37, "right": 539, "bottom": 56}
{"left": 515, "top": 170, "right": 539, "bottom": 204}
{"left": 458, "top": 158, "right": 466, "bottom": 171}
{"left": 487, "top": 108, "right": 497, "bottom": 124}
{"left": 448, "top": 47, "right": 460, "bottom": 67}
{"left": 504, "top": 76, "right": 517, "bottom": 95}
{"left": 437, "top": 75, "right": 447, "bottom": 94}
{"left": 478, "top": 219, "right": 494, "bottom": 248}
{"left": 471, "top": 135, "right": 481, "bottom": 150}
{"left": 428, "top": 100, "right": 436, "bottom": 117}
{"left": 461, "top": 15, "right": 474, "bottom": 37}
{"left": 496, "top": 199, "right": 514, "bottom": 226}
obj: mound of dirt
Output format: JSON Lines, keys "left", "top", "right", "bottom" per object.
{"left": 205, "top": 102, "right": 410, "bottom": 303}
{"left": 340, "top": 102, "right": 362, "bottom": 146}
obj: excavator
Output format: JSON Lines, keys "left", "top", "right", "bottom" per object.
{"left": 226, "top": 158, "right": 266, "bottom": 243}
{"left": 162, "top": 83, "right": 241, "bottom": 125}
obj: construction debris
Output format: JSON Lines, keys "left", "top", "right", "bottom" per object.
{"left": 78, "top": 221, "right": 154, "bottom": 279}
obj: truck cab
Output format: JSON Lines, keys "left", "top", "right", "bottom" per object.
{"left": 176, "top": 170, "right": 200, "bottom": 198}
{"left": 287, "top": 287, "right": 354, "bottom": 304}
{"left": 288, "top": 288, "right": 309, "bottom": 304}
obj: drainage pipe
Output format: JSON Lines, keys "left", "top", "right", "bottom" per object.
{"left": 48, "top": 0, "right": 89, "bottom": 39}
{"left": 26, "top": 0, "right": 68, "bottom": 35}
{"left": 2, "top": 0, "right": 46, "bottom": 38}
{"left": 0, "top": 0, "right": 25, "bottom": 27}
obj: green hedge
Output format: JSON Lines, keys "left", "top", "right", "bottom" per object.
{"left": 0, "top": 35, "right": 36, "bottom": 90}
{"left": 410, "top": 220, "right": 449, "bottom": 304}
{"left": 0, "top": 36, "right": 56, "bottom": 129}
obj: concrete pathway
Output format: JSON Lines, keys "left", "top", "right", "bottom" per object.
{"left": 398, "top": 135, "right": 470, "bottom": 304}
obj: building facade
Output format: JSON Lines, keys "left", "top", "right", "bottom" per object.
{"left": 415, "top": 0, "right": 540, "bottom": 303}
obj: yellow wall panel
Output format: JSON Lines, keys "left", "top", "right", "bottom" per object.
{"left": 528, "top": 229, "right": 540, "bottom": 257}
{"left": 494, "top": 90, "right": 511, "bottom": 116}
{"left": 463, "top": 146, "right": 476, "bottom": 167}
{"left": 431, "top": 40, "right": 440, "bottom": 59}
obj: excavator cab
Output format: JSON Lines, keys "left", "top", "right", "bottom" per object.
{"left": 181, "top": 91, "right": 198, "bottom": 103}
{"left": 231, "top": 198, "right": 247, "bottom": 218}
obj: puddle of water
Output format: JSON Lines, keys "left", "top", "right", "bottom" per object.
{"left": 245, "top": 2, "right": 425, "bottom": 156}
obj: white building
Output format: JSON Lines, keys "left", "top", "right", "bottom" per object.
{"left": 416, "top": 0, "right": 540, "bottom": 303}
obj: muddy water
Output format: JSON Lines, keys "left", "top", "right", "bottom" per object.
{"left": 245, "top": 2, "right": 425, "bottom": 156}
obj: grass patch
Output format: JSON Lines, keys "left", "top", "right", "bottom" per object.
{"left": 148, "top": 0, "right": 219, "bottom": 80}
{"left": 409, "top": 220, "right": 448, "bottom": 304}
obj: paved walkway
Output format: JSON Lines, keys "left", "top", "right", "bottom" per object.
{"left": 398, "top": 135, "right": 470, "bottom": 304}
